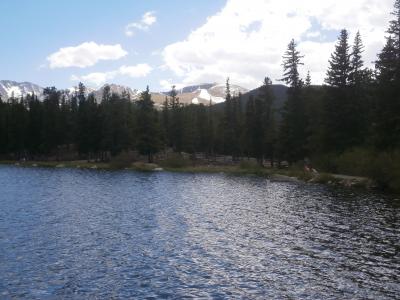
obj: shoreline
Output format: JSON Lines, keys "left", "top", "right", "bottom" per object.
{"left": 0, "top": 160, "right": 375, "bottom": 191}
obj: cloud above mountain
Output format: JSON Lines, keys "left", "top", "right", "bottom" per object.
{"left": 125, "top": 11, "right": 157, "bottom": 37}
{"left": 71, "top": 63, "right": 153, "bottom": 86}
{"left": 162, "top": 0, "right": 393, "bottom": 88}
{"left": 47, "top": 42, "right": 128, "bottom": 68}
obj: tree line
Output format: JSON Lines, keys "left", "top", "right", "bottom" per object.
{"left": 0, "top": 1, "right": 399, "bottom": 174}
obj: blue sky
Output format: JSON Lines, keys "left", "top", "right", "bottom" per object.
{"left": 0, "top": 0, "right": 394, "bottom": 90}
{"left": 0, "top": 0, "right": 225, "bottom": 90}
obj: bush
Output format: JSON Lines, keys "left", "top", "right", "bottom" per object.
{"left": 335, "top": 148, "right": 374, "bottom": 176}
{"left": 239, "top": 160, "right": 262, "bottom": 170}
{"left": 368, "top": 151, "right": 400, "bottom": 192}
{"left": 159, "top": 153, "right": 192, "bottom": 169}
{"left": 313, "top": 148, "right": 374, "bottom": 176}
{"left": 109, "top": 151, "right": 136, "bottom": 169}
{"left": 314, "top": 148, "right": 400, "bottom": 193}
{"left": 313, "top": 153, "right": 339, "bottom": 173}
{"left": 313, "top": 173, "right": 337, "bottom": 184}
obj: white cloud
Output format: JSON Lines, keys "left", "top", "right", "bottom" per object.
{"left": 125, "top": 11, "right": 157, "bottom": 37}
{"left": 71, "top": 63, "right": 153, "bottom": 86}
{"left": 159, "top": 79, "right": 185, "bottom": 91}
{"left": 142, "top": 11, "right": 157, "bottom": 26}
{"left": 119, "top": 64, "right": 153, "bottom": 77}
{"left": 162, "top": 0, "right": 393, "bottom": 88}
{"left": 48, "top": 42, "right": 127, "bottom": 68}
{"left": 70, "top": 72, "right": 116, "bottom": 86}
{"left": 306, "top": 31, "right": 321, "bottom": 38}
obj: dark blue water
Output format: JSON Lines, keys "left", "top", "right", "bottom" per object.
{"left": 0, "top": 166, "right": 399, "bottom": 299}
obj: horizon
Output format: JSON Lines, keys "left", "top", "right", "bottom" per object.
{"left": 0, "top": 79, "right": 291, "bottom": 94}
{"left": 0, "top": 0, "right": 394, "bottom": 91}
{"left": 1, "top": 1, "right": 400, "bottom": 298}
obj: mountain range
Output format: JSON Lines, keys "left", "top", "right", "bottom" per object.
{"left": 0, "top": 80, "right": 44, "bottom": 99}
{"left": 0, "top": 80, "right": 287, "bottom": 111}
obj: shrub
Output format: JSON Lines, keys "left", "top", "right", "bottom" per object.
{"left": 313, "top": 153, "right": 339, "bottom": 173}
{"left": 239, "top": 160, "right": 262, "bottom": 170}
{"left": 109, "top": 151, "right": 136, "bottom": 169}
{"left": 313, "top": 173, "right": 337, "bottom": 184}
{"left": 159, "top": 153, "right": 192, "bottom": 169}
{"left": 315, "top": 148, "right": 400, "bottom": 193}
{"left": 368, "top": 151, "right": 400, "bottom": 192}
{"left": 335, "top": 148, "right": 374, "bottom": 176}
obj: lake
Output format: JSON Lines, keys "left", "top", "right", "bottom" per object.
{"left": 0, "top": 165, "right": 399, "bottom": 299}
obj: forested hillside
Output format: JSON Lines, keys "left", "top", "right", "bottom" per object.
{"left": 1, "top": 0, "right": 400, "bottom": 191}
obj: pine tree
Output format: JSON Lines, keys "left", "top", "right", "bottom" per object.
{"left": 26, "top": 93, "right": 43, "bottom": 156}
{"left": 388, "top": 0, "right": 400, "bottom": 51}
{"left": 374, "top": 0, "right": 400, "bottom": 149}
{"left": 41, "top": 87, "right": 62, "bottom": 155}
{"left": 223, "top": 78, "right": 234, "bottom": 156}
{"left": 0, "top": 96, "right": 6, "bottom": 155}
{"left": 206, "top": 98, "right": 215, "bottom": 157}
{"left": 168, "top": 85, "right": 183, "bottom": 151}
{"left": 161, "top": 96, "right": 170, "bottom": 147}
{"left": 322, "top": 29, "right": 355, "bottom": 152}
{"left": 77, "top": 83, "right": 90, "bottom": 155}
{"left": 305, "top": 71, "right": 311, "bottom": 87}
{"left": 169, "top": 85, "right": 180, "bottom": 108}
{"left": 281, "top": 39, "right": 304, "bottom": 88}
{"left": 259, "top": 77, "right": 276, "bottom": 164}
{"left": 347, "top": 31, "right": 370, "bottom": 146}
{"left": 376, "top": 37, "right": 397, "bottom": 83}
{"left": 325, "top": 29, "right": 351, "bottom": 87}
{"left": 222, "top": 77, "right": 241, "bottom": 158}
{"left": 136, "top": 86, "right": 161, "bottom": 162}
{"left": 279, "top": 40, "right": 308, "bottom": 163}
{"left": 349, "top": 31, "right": 365, "bottom": 86}
{"left": 244, "top": 95, "right": 256, "bottom": 158}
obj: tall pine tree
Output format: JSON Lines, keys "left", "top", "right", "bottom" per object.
{"left": 279, "top": 39, "right": 308, "bottom": 163}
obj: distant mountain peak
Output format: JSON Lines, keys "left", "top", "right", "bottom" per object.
{"left": 0, "top": 80, "right": 250, "bottom": 108}
{"left": 0, "top": 80, "right": 44, "bottom": 99}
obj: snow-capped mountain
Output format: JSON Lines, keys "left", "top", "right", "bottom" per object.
{"left": 0, "top": 80, "right": 44, "bottom": 99}
{"left": 0, "top": 80, "right": 248, "bottom": 107}
{"left": 93, "top": 84, "right": 141, "bottom": 101}
{"left": 153, "top": 83, "right": 248, "bottom": 106}
{"left": 0, "top": 81, "right": 141, "bottom": 102}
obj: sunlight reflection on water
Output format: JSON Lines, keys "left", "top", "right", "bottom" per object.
{"left": 0, "top": 166, "right": 399, "bottom": 299}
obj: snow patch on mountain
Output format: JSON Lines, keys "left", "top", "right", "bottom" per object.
{"left": 0, "top": 80, "right": 248, "bottom": 107}
{"left": 0, "top": 80, "right": 44, "bottom": 99}
{"left": 197, "top": 88, "right": 225, "bottom": 104}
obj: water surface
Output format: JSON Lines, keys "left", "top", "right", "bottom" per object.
{"left": 0, "top": 166, "right": 399, "bottom": 299}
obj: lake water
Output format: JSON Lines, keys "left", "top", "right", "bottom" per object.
{"left": 0, "top": 165, "right": 399, "bottom": 299}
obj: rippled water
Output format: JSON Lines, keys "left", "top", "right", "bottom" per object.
{"left": 0, "top": 166, "right": 399, "bottom": 299}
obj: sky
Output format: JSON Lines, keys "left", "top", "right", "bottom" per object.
{"left": 0, "top": 0, "right": 395, "bottom": 91}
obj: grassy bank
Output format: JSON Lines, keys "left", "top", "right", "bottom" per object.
{"left": 0, "top": 158, "right": 375, "bottom": 192}
{"left": 313, "top": 148, "right": 400, "bottom": 193}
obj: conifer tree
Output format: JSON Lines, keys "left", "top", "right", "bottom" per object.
{"left": 323, "top": 29, "right": 354, "bottom": 152}
{"left": 259, "top": 77, "right": 276, "bottom": 164}
{"left": 349, "top": 31, "right": 365, "bottom": 86}
{"left": 244, "top": 95, "right": 256, "bottom": 158}
{"left": 388, "top": 0, "right": 400, "bottom": 51}
{"left": 281, "top": 39, "right": 304, "bottom": 88}
{"left": 205, "top": 98, "right": 215, "bottom": 157}
{"left": 376, "top": 37, "right": 397, "bottom": 83}
{"left": 136, "top": 86, "right": 161, "bottom": 162}
{"left": 223, "top": 78, "right": 234, "bottom": 156}
{"left": 348, "top": 31, "right": 370, "bottom": 146}
{"left": 325, "top": 29, "right": 351, "bottom": 87}
{"left": 374, "top": 0, "right": 400, "bottom": 149}
{"left": 279, "top": 39, "right": 308, "bottom": 163}
{"left": 168, "top": 85, "right": 183, "bottom": 151}
{"left": 305, "top": 71, "right": 311, "bottom": 87}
